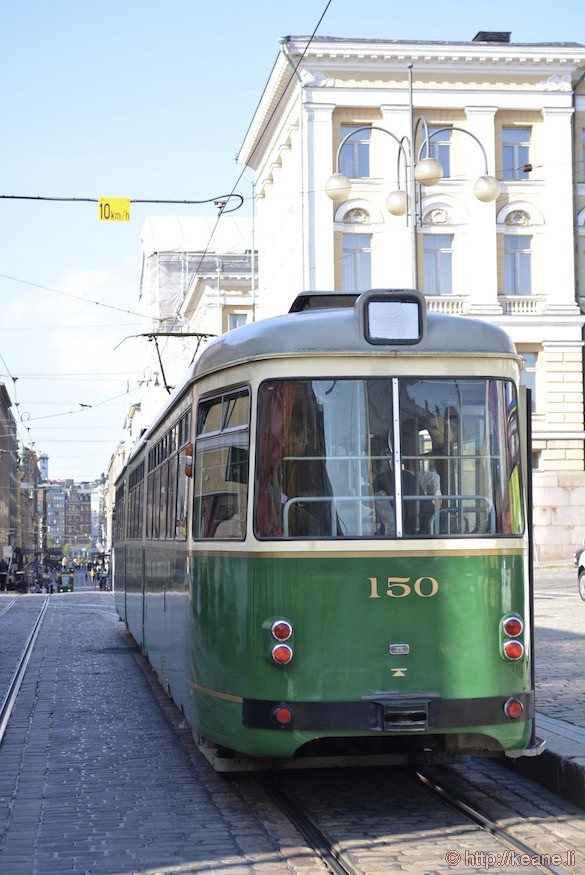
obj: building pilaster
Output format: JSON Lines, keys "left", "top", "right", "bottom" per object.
{"left": 541, "top": 106, "right": 579, "bottom": 314}
{"left": 303, "top": 101, "right": 336, "bottom": 291}
{"left": 464, "top": 106, "right": 501, "bottom": 315}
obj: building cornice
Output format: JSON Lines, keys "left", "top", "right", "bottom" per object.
{"left": 238, "top": 35, "right": 585, "bottom": 169}
{"left": 284, "top": 35, "right": 585, "bottom": 70}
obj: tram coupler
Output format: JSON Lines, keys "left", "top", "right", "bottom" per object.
{"left": 369, "top": 697, "right": 431, "bottom": 732}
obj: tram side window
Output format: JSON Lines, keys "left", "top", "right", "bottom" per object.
{"left": 151, "top": 468, "right": 161, "bottom": 538}
{"left": 159, "top": 461, "right": 169, "bottom": 540}
{"left": 145, "top": 412, "right": 192, "bottom": 541}
{"left": 192, "top": 389, "right": 250, "bottom": 540}
{"left": 114, "top": 483, "right": 125, "bottom": 541}
{"left": 166, "top": 455, "right": 178, "bottom": 538}
{"left": 127, "top": 482, "right": 143, "bottom": 538}
{"left": 174, "top": 413, "right": 192, "bottom": 540}
{"left": 175, "top": 453, "right": 189, "bottom": 539}
{"left": 146, "top": 471, "right": 154, "bottom": 539}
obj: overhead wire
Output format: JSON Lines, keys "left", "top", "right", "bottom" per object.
{"left": 0, "top": 193, "right": 243, "bottom": 210}
{"left": 0, "top": 272, "right": 147, "bottom": 319}
{"left": 155, "top": 0, "right": 334, "bottom": 370}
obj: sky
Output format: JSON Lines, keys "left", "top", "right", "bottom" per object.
{"left": 1, "top": 0, "right": 584, "bottom": 482}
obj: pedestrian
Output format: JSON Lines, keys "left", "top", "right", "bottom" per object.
{"left": 0, "top": 559, "right": 7, "bottom": 591}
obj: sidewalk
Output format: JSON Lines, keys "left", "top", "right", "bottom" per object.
{"left": 507, "top": 564, "right": 585, "bottom": 808}
{"left": 0, "top": 592, "right": 311, "bottom": 874}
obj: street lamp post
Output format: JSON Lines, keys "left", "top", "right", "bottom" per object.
{"left": 325, "top": 65, "right": 500, "bottom": 288}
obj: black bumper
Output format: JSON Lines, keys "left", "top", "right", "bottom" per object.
{"left": 242, "top": 691, "right": 534, "bottom": 732}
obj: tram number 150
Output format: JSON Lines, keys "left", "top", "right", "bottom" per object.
{"left": 367, "top": 576, "right": 439, "bottom": 599}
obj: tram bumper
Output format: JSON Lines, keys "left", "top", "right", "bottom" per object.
{"left": 243, "top": 690, "right": 535, "bottom": 734}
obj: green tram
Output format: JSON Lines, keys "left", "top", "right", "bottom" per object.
{"left": 114, "top": 289, "right": 545, "bottom": 769}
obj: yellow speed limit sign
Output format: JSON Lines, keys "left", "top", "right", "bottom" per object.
{"left": 98, "top": 197, "right": 131, "bottom": 222}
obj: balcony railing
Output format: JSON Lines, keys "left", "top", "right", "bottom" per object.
{"left": 498, "top": 295, "right": 546, "bottom": 316}
{"left": 425, "top": 296, "right": 466, "bottom": 315}
{"left": 424, "top": 294, "right": 550, "bottom": 316}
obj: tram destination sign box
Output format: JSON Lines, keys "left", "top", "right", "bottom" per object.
{"left": 362, "top": 289, "right": 425, "bottom": 345}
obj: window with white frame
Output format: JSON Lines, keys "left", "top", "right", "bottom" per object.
{"left": 423, "top": 126, "right": 451, "bottom": 178}
{"left": 228, "top": 313, "right": 247, "bottom": 331}
{"left": 519, "top": 351, "right": 539, "bottom": 413}
{"left": 423, "top": 234, "right": 453, "bottom": 295}
{"left": 502, "top": 127, "right": 531, "bottom": 181}
{"left": 342, "top": 233, "right": 372, "bottom": 291}
{"left": 340, "top": 125, "right": 370, "bottom": 178}
{"left": 582, "top": 129, "right": 585, "bottom": 183}
{"left": 505, "top": 235, "right": 532, "bottom": 295}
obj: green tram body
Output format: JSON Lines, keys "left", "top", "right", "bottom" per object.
{"left": 114, "top": 289, "right": 543, "bottom": 768}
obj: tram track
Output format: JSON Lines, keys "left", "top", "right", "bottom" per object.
{"left": 252, "top": 765, "right": 578, "bottom": 875}
{"left": 258, "top": 776, "right": 360, "bottom": 875}
{"left": 0, "top": 597, "right": 17, "bottom": 616}
{"left": 0, "top": 596, "right": 49, "bottom": 744}
{"left": 415, "top": 769, "right": 573, "bottom": 875}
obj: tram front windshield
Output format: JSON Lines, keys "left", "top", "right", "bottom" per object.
{"left": 255, "top": 378, "right": 523, "bottom": 539}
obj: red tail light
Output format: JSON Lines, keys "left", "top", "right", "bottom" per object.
{"left": 271, "top": 644, "right": 293, "bottom": 665}
{"left": 502, "top": 615, "right": 523, "bottom": 637}
{"left": 272, "top": 704, "right": 294, "bottom": 725}
{"left": 503, "top": 639, "right": 524, "bottom": 661}
{"left": 271, "top": 620, "right": 293, "bottom": 641}
{"left": 504, "top": 697, "right": 524, "bottom": 719}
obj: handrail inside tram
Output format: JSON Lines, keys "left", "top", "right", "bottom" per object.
{"left": 282, "top": 493, "right": 495, "bottom": 537}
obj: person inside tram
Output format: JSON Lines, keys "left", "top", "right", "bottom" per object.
{"left": 371, "top": 431, "right": 417, "bottom": 536}
{"left": 418, "top": 467, "right": 442, "bottom": 534}
{"left": 281, "top": 407, "right": 337, "bottom": 537}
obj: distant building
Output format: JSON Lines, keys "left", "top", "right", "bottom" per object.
{"left": 44, "top": 481, "right": 67, "bottom": 547}
{"left": 17, "top": 445, "right": 42, "bottom": 576}
{"left": 42, "top": 478, "right": 102, "bottom": 558}
{"left": 0, "top": 384, "right": 19, "bottom": 574}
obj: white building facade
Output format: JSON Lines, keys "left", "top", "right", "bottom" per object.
{"left": 238, "top": 32, "right": 585, "bottom": 562}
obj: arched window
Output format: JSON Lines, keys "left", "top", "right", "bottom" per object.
{"left": 504, "top": 210, "right": 532, "bottom": 295}
{"left": 497, "top": 204, "right": 543, "bottom": 298}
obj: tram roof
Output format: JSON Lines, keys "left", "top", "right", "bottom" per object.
{"left": 123, "top": 291, "right": 517, "bottom": 468}
{"left": 189, "top": 289, "right": 516, "bottom": 383}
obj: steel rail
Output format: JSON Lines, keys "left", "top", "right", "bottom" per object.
{"left": 416, "top": 770, "right": 572, "bottom": 875}
{"left": 0, "top": 597, "right": 50, "bottom": 744}
{"left": 0, "top": 597, "right": 17, "bottom": 616}
{"left": 258, "top": 777, "right": 363, "bottom": 875}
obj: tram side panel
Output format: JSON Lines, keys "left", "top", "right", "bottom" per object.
{"left": 113, "top": 544, "right": 126, "bottom": 623}
{"left": 113, "top": 540, "right": 144, "bottom": 648}
{"left": 142, "top": 542, "right": 191, "bottom": 716}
